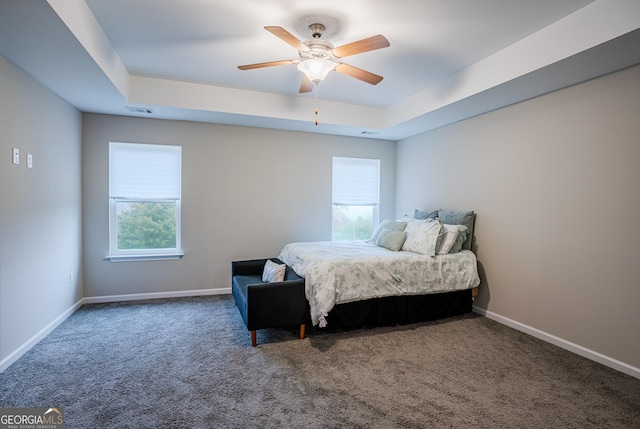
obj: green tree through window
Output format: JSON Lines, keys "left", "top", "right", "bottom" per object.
{"left": 117, "top": 202, "right": 176, "bottom": 250}
{"left": 332, "top": 206, "right": 374, "bottom": 241}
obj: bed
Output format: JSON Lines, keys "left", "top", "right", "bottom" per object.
{"left": 278, "top": 210, "right": 480, "bottom": 329}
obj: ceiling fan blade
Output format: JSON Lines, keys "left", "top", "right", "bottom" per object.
{"left": 264, "top": 26, "right": 310, "bottom": 52}
{"left": 332, "top": 34, "right": 390, "bottom": 58}
{"left": 335, "top": 63, "right": 384, "bottom": 85}
{"left": 238, "top": 59, "right": 296, "bottom": 70}
{"left": 299, "top": 76, "right": 314, "bottom": 93}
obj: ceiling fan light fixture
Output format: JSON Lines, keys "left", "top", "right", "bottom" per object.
{"left": 297, "top": 59, "right": 335, "bottom": 83}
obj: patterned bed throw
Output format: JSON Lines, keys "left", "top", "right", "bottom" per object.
{"left": 278, "top": 241, "right": 480, "bottom": 327}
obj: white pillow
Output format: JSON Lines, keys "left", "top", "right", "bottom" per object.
{"left": 402, "top": 219, "right": 442, "bottom": 256}
{"left": 436, "top": 223, "right": 466, "bottom": 255}
{"left": 262, "top": 260, "right": 286, "bottom": 283}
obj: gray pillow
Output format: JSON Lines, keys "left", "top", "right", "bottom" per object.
{"left": 376, "top": 229, "right": 407, "bottom": 251}
{"left": 414, "top": 209, "right": 439, "bottom": 220}
{"left": 437, "top": 210, "right": 475, "bottom": 250}
{"left": 367, "top": 219, "right": 407, "bottom": 244}
{"left": 436, "top": 224, "right": 469, "bottom": 255}
{"left": 448, "top": 227, "right": 469, "bottom": 254}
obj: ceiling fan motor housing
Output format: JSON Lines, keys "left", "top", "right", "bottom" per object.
{"left": 308, "top": 23, "right": 326, "bottom": 38}
{"left": 300, "top": 39, "right": 334, "bottom": 60}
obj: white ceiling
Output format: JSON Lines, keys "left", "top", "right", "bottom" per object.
{"left": 1, "top": 0, "right": 640, "bottom": 140}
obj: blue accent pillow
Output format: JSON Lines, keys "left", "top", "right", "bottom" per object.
{"left": 414, "top": 209, "right": 439, "bottom": 220}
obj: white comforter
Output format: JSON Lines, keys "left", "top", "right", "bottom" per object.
{"left": 278, "top": 240, "right": 480, "bottom": 327}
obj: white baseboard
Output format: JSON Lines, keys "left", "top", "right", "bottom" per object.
{"left": 1, "top": 288, "right": 231, "bottom": 373}
{"left": 473, "top": 306, "right": 640, "bottom": 380}
{"left": 82, "top": 288, "right": 231, "bottom": 304}
{"left": 0, "top": 298, "right": 84, "bottom": 373}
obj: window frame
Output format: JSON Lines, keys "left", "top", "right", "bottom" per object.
{"left": 106, "top": 142, "right": 183, "bottom": 262}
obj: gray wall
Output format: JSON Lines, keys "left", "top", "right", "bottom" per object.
{"left": 3, "top": 48, "right": 637, "bottom": 375}
{"left": 82, "top": 114, "right": 396, "bottom": 297}
{"left": 0, "top": 56, "right": 83, "bottom": 366}
{"left": 395, "top": 64, "right": 640, "bottom": 369}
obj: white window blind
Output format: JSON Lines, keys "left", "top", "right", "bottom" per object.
{"left": 332, "top": 157, "right": 380, "bottom": 205}
{"left": 109, "top": 142, "right": 181, "bottom": 200}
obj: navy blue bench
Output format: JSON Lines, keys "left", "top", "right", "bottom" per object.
{"left": 231, "top": 258, "right": 307, "bottom": 346}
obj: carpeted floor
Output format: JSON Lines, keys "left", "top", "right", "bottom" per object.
{"left": 1, "top": 295, "right": 639, "bottom": 428}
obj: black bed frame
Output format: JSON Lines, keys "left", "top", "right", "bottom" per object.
{"left": 314, "top": 288, "right": 474, "bottom": 330}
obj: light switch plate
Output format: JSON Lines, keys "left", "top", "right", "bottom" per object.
{"left": 27, "top": 153, "right": 33, "bottom": 168}
{"left": 12, "top": 147, "right": 19, "bottom": 165}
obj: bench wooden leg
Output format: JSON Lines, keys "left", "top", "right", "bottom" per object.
{"left": 251, "top": 330, "right": 257, "bottom": 347}
{"left": 299, "top": 324, "right": 306, "bottom": 340}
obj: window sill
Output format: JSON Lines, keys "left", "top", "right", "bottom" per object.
{"left": 104, "top": 253, "right": 184, "bottom": 262}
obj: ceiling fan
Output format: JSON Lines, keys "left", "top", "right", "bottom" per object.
{"left": 238, "top": 23, "right": 390, "bottom": 93}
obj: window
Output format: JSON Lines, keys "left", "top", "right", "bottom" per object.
{"left": 332, "top": 157, "right": 380, "bottom": 241}
{"left": 108, "top": 142, "right": 182, "bottom": 261}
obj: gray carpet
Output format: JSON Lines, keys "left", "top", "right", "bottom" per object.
{"left": 1, "top": 295, "right": 638, "bottom": 428}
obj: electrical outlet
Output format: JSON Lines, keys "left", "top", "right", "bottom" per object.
{"left": 12, "top": 147, "right": 20, "bottom": 165}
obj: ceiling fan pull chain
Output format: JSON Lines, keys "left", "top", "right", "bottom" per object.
{"left": 315, "top": 84, "right": 319, "bottom": 126}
